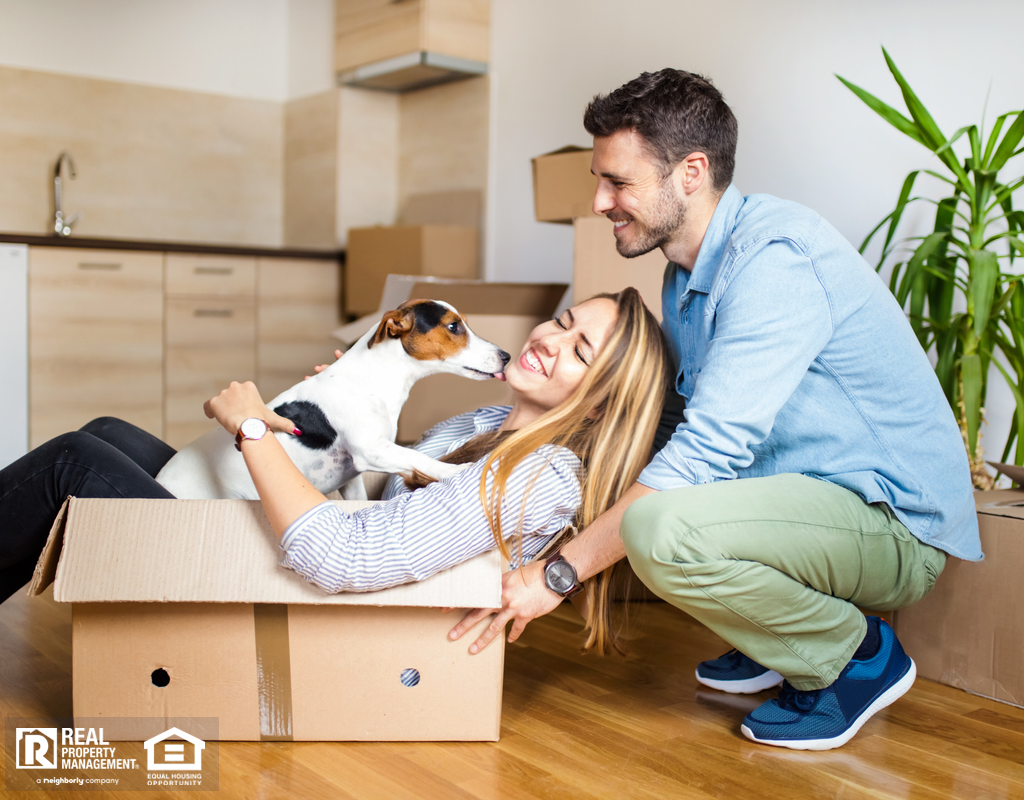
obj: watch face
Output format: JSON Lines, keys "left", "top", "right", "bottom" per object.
{"left": 546, "top": 561, "right": 576, "bottom": 593}
{"left": 241, "top": 418, "right": 268, "bottom": 439}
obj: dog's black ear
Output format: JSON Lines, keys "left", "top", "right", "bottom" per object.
{"left": 369, "top": 306, "right": 415, "bottom": 348}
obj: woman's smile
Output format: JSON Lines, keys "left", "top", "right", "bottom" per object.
{"left": 521, "top": 348, "right": 547, "bottom": 376}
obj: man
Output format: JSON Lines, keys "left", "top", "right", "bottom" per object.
{"left": 451, "top": 68, "right": 981, "bottom": 751}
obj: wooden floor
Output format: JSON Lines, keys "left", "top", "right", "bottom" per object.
{"left": 3, "top": 588, "right": 1024, "bottom": 799}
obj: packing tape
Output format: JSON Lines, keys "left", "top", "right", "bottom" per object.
{"left": 253, "top": 603, "right": 294, "bottom": 741}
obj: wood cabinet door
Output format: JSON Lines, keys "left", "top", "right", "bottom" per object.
{"left": 164, "top": 297, "right": 256, "bottom": 449}
{"left": 256, "top": 258, "right": 342, "bottom": 402}
{"left": 28, "top": 248, "right": 164, "bottom": 448}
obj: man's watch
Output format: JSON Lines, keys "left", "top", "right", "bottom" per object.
{"left": 543, "top": 550, "right": 584, "bottom": 599}
{"left": 235, "top": 417, "right": 270, "bottom": 451}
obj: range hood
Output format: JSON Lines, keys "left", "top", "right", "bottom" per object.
{"left": 338, "top": 51, "right": 487, "bottom": 93}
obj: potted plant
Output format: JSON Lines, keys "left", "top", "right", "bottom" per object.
{"left": 837, "top": 48, "right": 1024, "bottom": 489}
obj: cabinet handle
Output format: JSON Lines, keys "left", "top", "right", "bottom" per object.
{"left": 193, "top": 266, "right": 233, "bottom": 275}
{"left": 193, "top": 309, "right": 234, "bottom": 318}
{"left": 78, "top": 262, "right": 122, "bottom": 271}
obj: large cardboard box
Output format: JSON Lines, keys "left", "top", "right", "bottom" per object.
{"left": 532, "top": 146, "right": 600, "bottom": 224}
{"left": 30, "top": 497, "right": 504, "bottom": 741}
{"left": 573, "top": 216, "right": 668, "bottom": 321}
{"left": 345, "top": 225, "right": 479, "bottom": 317}
{"left": 894, "top": 488, "right": 1024, "bottom": 707}
{"left": 335, "top": 275, "right": 568, "bottom": 443}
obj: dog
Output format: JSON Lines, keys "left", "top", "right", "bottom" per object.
{"left": 155, "top": 299, "right": 510, "bottom": 500}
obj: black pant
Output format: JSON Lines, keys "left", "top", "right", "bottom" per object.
{"left": 0, "top": 418, "right": 176, "bottom": 605}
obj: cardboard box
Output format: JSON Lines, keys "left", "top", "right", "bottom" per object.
{"left": 573, "top": 216, "right": 667, "bottom": 321}
{"left": 532, "top": 146, "right": 600, "bottom": 224}
{"left": 335, "top": 275, "right": 568, "bottom": 443}
{"left": 30, "top": 497, "right": 504, "bottom": 741}
{"left": 893, "top": 488, "right": 1024, "bottom": 707}
{"left": 345, "top": 225, "right": 479, "bottom": 317}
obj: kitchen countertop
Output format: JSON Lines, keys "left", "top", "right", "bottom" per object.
{"left": 0, "top": 232, "right": 343, "bottom": 261}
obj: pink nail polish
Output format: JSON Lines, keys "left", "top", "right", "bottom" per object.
{"left": 293, "top": 427, "right": 303, "bottom": 436}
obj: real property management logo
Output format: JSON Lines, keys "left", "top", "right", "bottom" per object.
{"left": 15, "top": 728, "right": 58, "bottom": 769}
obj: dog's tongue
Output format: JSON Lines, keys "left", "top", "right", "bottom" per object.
{"left": 494, "top": 372, "right": 506, "bottom": 381}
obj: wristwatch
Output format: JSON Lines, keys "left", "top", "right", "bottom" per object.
{"left": 235, "top": 417, "right": 270, "bottom": 451}
{"left": 543, "top": 550, "right": 584, "bottom": 599}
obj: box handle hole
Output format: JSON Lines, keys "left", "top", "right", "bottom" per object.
{"left": 400, "top": 668, "right": 420, "bottom": 687}
{"left": 151, "top": 668, "right": 170, "bottom": 688}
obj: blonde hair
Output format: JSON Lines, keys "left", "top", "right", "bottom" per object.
{"left": 479, "top": 287, "right": 670, "bottom": 654}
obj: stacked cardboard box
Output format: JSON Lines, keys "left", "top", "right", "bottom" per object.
{"left": 894, "top": 488, "right": 1024, "bottom": 707}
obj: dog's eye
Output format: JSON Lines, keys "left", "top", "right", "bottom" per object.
{"left": 447, "top": 321, "right": 462, "bottom": 335}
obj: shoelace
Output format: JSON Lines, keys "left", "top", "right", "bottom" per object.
{"left": 776, "top": 681, "right": 820, "bottom": 713}
{"left": 722, "top": 649, "right": 746, "bottom": 667}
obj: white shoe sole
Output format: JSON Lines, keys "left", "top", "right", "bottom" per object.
{"left": 740, "top": 658, "right": 917, "bottom": 751}
{"left": 695, "top": 667, "right": 784, "bottom": 694}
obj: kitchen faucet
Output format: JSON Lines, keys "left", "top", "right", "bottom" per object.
{"left": 53, "top": 151, "right": 78, "bottom": 236}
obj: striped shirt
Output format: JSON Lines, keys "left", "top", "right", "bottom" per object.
{"left": 280, "top": 406, "right": 583, "bottom": 593}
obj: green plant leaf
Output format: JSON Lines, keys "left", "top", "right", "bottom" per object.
{"left": 897, "top": 232, "right": 948, "bottom": 306}
{"left": 982, "top": 113, "right": 1010, "bottom": 167}
{"left": 935, "top": 316, "right": 964, "bottom": 405}
{"left": 989, "top": 110, "right": 1024, "bottom": 171}
{"left": 971, "top": 249, "right": 1000, "bottom": 339}
{"left": 877, "top": 171, "right": 920, "bottom": 265}
{"left": 835, "top": 75, "right": 927, "bottom": 146}
{"left": 961, "top": 353, "right": 983, "bottom": 456}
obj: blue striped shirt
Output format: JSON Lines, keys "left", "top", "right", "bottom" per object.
{"left": 280, "top": 406, "right": 583, "bottom": 593}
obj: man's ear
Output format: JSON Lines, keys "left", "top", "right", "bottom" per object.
{"left": 369, "top": 307, "right": 414, "bottom": 348}
{"left": 675, "top": 151, "right": 710, "bottom": 197}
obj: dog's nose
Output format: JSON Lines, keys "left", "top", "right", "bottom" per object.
{"left": 498, "top": 350, "right": 511, "bottom": 366}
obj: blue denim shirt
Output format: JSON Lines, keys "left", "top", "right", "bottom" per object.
{"left": 638, "top": 185, "right": 982, "bottom": 561}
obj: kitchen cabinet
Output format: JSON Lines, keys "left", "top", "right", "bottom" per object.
{"left": 28, "top": 248, "right": 164, "bottom": 448}
{"left": 27, "top": 246, "right": 341, "bottom": 452}
{"left": 164, "top": 255, "right": 257, "bottom": 448}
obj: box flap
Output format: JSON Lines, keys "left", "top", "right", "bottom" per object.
{"left": 28, "top": 496, "right": 72, "bottom": 596}
{"left": 52, "top": 498, "right": 501, "bottom": 607}
{"left": 334, "top": 275, "right": 568, "bottom": 344}
{"left": 988, "top": 461, "right": 1024, "bottom": 486}
{"left": 975, "top": 488, "right": 1024, "bottom": 519}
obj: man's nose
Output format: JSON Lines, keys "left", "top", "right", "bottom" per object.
{"left": 592, "top": 180, "right": 615, "bottom": 216}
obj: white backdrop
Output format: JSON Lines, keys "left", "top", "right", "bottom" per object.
{"left": 484, "top": 0, "right": 1024, "bottom": 466}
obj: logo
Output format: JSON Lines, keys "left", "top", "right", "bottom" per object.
{"left": 15, "top": 728, "right": 58, "bottom": 769}
{"left": 144, "top": 727, "right": 206, "bottom": 771}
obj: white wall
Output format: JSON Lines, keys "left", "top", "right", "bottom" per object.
{"left": 0, "top": 0, "right": 335, "bottom": 101}
{"left": 485, "top": 0, "right": 1024, "bottom": 466}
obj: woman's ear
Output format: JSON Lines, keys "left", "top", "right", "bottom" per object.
{"left": 369, "top": 307, "right": 414, "bottom": 348}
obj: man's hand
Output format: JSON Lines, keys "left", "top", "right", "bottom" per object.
{"left": 449, "top": 559, "right": 563, "bottom": 653}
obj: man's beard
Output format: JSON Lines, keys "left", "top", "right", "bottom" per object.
{"left": 614, "top": 180, "right": 687, "bottom": 259}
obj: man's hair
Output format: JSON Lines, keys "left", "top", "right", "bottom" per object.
{"left": 583, "top": 68, "right": 738, "bottom": 193}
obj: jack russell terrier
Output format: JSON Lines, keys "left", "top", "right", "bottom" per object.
{"left": 155, "top": 299, "right": 510, "bottom": 500}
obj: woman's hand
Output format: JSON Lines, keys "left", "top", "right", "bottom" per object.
{"left": 448, "top": 560, "right": 563, "bottom": 653}
{"left": 204, "top": 381, "right": 296, "bottom": 437}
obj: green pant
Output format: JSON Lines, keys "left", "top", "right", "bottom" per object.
{"left": 620, "top": 474, "right": 947, "bottom": 690}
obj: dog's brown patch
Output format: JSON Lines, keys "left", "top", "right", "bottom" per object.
{"left": 369, "top": 299, "right": 469, "bottom": 361}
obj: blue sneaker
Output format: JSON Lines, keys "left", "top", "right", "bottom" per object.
{"left": 740, "top": 618, "right": 915, "bottom": 750}
{"left": 696, "top": 649, "right": 784, "bottom": 694}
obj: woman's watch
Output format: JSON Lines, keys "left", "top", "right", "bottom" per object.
{"left": 543, "top": 550, "right": 583, "bottom": 598}
{"left": 235, "top": 417, "right": 270, "bottom": 451}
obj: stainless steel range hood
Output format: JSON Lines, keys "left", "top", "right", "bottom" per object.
{"left": 337, "top": 51, "right": 487, "bottom": 93}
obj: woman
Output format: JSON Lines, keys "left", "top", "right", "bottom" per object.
{"left": 2, "top": 288, "right": 668, "bottom": 651}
